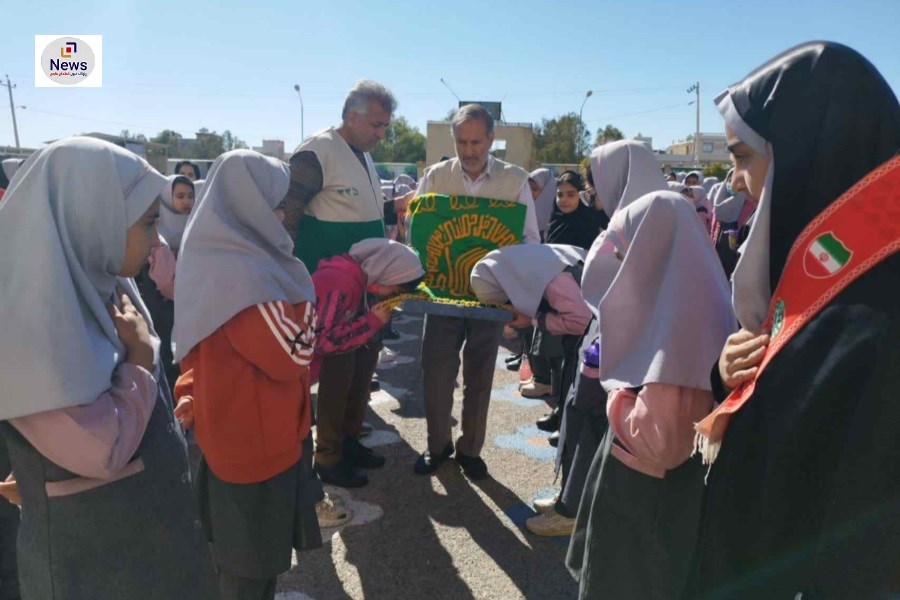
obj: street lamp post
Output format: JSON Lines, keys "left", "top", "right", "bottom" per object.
{"left": 293, "top": 84, "right": 305, "bottom": 142}
{"left": 579, "top": 90, "right": 594, "bottom": 122}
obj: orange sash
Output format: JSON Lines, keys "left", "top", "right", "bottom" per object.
{"left": 696, "top": 156, "right": 900, "bottom": 463}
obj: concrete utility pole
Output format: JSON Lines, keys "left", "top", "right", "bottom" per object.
{"left": 579, "top": 90, "right": 593, "bottom": 122}
{"left": 687, "top": 82, "right": 700, "bottom": 165}
{"left": 2, "top": 75, "right": 21, "bottom": 152}
{"left": 293, "top": 84, "right": 305, "bottom": 141}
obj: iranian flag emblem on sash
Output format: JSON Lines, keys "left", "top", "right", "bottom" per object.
{"left": 804, "top": 232, "right": 852, "bottom": 278}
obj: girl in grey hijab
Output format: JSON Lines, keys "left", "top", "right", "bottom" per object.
{"left": 528, "top": 168, "right": 558, "bottom": 239}
{"left": 0, "top": 137, "right": 219, "bottom": 599}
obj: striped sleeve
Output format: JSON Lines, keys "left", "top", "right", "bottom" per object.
{"left": 224, "top": 301, "right": 317, "bottom": 382}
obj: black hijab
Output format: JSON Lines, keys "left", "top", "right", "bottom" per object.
{"left": 690, "top": 42, "right": 900, "bottom": 599}
{"left": 545, "top": 201, "right": 604, "bottom": 250}
{"left": 726, "top": 41, "right": 900, "bottom": 290}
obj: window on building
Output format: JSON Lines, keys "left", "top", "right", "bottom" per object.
{"left": 702, "top": 142, "right": 714, "bottom": 153}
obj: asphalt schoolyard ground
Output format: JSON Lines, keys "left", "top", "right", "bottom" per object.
{"left": 276, "top": 308, "right": 578, "bottom": 599}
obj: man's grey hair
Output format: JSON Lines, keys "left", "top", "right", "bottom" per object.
{"left": 451, "top": 104, "right": 495, "bottom": 137}
{"left": 342, "top": 80, "right": 398, "bottom": 121}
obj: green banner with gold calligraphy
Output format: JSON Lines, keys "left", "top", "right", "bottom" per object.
{"left": 408, "top": 193, "right": 526, "bottom": 300}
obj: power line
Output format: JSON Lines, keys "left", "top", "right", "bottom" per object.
{"left": 583, "top": 101, "right": 694, "bottom": 125}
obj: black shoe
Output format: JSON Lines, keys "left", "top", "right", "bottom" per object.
{"left": 505, "top": 357, "right": 522, "bottom": 371}
{"left": 455, "top": 452, "right": 488, "bottom": 480}
{"left": 548, "top": 431, "right": 560, "bottom": 448}
{"left": 504, "top": 354, "right": 522, "bottom": 364}
{"left": 344, "top": 437, "right": 386, "bottom": 469}
{"left": 315, "top": 460, "right": 368, "bottom": 488}
{"left": 382, "top": 328, "right": 401, "bottom": 340}
{"left": 414, "top": 442, "right": 454, "bottom": 475}
{"left": 536, "top": 407, "right": 561, "bottom": 433}
{"left": 370, "top": 379, "right": 381, "bottom": 392}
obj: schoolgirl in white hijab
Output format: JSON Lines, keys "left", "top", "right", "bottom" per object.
{"left": 588, "top": 139, "right": 668, "bottom": 217}
{"left": 0, "top": 137, "right": 219, "bottom": 599}
{"left": 528, "top": 168, "right": 558, "bottom": 238}
{"left": 567, "top": 190, "right": 736, "bottom": 600}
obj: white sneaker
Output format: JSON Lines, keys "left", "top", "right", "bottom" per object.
{"left": 520, "top": 381, "right": 552, "bottom": 398}
{"left": 532, "top": 493, "right": 560, "bottom": 514}
{"left": 518, "top": 377, "right": 534, "bottom": 391}
{"left": 378, "top": 347, "right": 398, "bottom": 364}
{"left": 526, "top": 509, "right": 575, "bottom": 537}
{"left": 316, "top": 493, "right": 353, "bottom": 528}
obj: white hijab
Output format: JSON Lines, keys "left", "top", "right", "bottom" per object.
{"left": 589, "top": 139, "right": 668, "bottom": 217}
{"left": 173, "top": 150, "right": 316, "bottom": 362}
{"left": 2, "top": 158, "right": 23, "bottom": 182}
{"left": 157, "top": 175, "right": 191, "bottom": 251}
{"left": 529, "top": 168, "right": 557, "bottom": 235}
{"left": 702, "top": 176, "right": 720, "bottom": 193}
{"left": 348, "top": 238, "right": 424, "bottom": 286}
{"left": 0, "top": 137, "right": 167, "bottom": 420}
{"left": 710, "top": 174, "right": 748, "bottom": 224}
{"left": 470, "top": 244, "right": 585, "bottom": 317}
{"left": 597, "top": 191, "right": 737, "bottom": 390}
{"left": 715, "top": 90, "right": 773, "bottom": 331}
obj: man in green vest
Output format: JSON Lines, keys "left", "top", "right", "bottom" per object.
{"left": 413, "top": 104, "right": 540, "bottom": 481}
{"left": 281, "top": 80, "right": 395, "bottom": 492}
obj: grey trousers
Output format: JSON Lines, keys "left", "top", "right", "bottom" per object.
{"left": 421, "top": 314, "right": 504, "bottom": 457}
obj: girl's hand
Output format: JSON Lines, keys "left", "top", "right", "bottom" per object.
{"left": 0, "top": 474, "right": 21, "bottom": 507}
{"left": 109, "top": 290, "right": 155, "bottom": 371}
{"left": 508, "top": 311, "right": 532, "bottom": 329}
{"left": 174, "top": 397, "right": 195, "bottom": 431}
{"left": 718, "top": 329, "right": 769, "bottom": 390}
{"left": 370, "top": 301, "right": 394, "bottom": 324}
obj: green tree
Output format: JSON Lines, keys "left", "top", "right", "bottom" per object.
{"left": 371, "top": 116, "right": 426, "bottom": 163}
{"left": 594, "top": 124, "right": 624, "bottom": 147}
{"left": 703, "top": 163, "right": 730, "bottom": 180}
{"left": 152, "top": 130, "right": 184, "bottom": 157}
{"left": 533, "top": 112, "right": 590, "bottom": 164}
{"left": 222, "top": 130, "right": 248, "bottom": 152}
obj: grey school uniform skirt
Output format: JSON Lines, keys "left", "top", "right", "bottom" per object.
{"left": 198, "top": 436, "right": 323, "bottom": 579}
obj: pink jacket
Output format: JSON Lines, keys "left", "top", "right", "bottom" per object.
{"left": 607, "top": 384, "right": 713, "bottom": 478}
{"left": 309, "top": 255, "right": 384, "bottom": 382}
{"left": 148, "top": 241, "right": 176, "bottom": 300}
{"left": 539, "top": 272, "right": 592, "bottom": 336}
{"left": 11, "top": 363, "right": 157, "bottom": 479}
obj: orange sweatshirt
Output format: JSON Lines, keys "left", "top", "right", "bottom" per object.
{"left": 175, "top": 301, "right": 316, "bottom": 484}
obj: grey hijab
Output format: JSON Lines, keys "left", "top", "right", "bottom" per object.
{"left": 157, "top": 175, "right": 191, "bottom": 250}
{"left": 589, "top": 139, "right": 668, "bottom": 217}
{"left": 597, "top": 191, "right": 737, "bottom": 391}
{"left": 702, "top": 176, "right": 720, "bottom": 193}
{"left": 529, "top": 168, "right": 557, "bottom": 234}
{"left": 2, "top": 158, "right": 23, "bottom": 182}
{"left": 709, "top": 170, "right": 748, "bottom": 223}
{"left": 0, "top": 137, "right": 166, "bottom": 420}
{"left": 348, "top": 238, "right": 424, "bottom": 286}
{"left": 470, "top": 244, "right": 586, "bottom": 317}
{"left": 173, "top": 150, "right": 316, "bottom": 362}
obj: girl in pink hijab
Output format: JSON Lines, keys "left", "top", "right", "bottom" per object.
{"left": 566, "top": 190, "right": 736, "bottom": 600}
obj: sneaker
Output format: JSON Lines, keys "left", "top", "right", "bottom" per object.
{"left": 548, "top": 430, "right": 560, "bottom": 448}
{"left": 532, "top": 493, "right": 560, "bottom": 514}
{"left": 518, "top": 377, "right": 533, "bottom": 391}
{"left": 536, "top": 407, "right": 561, "bottom": 432}
{"left": 315, "top": 460, "right": 368, "bottom": 488}
{"left": 378, "top": 347, "right": 398, "bottom": 364}
{"left": 526, "top": 509, "right": 575, "bottom": 537}
{"left": 343, "top": 437, "right": 386, "bottom": 469}
{"left": 455, "top": 452, "right": 488, "bottom": 481}
{"left": 369, "top": 379, "right": 381, "bottom": 392}
{"left": 413, "top": 442, "right": 454, "bottom": 475}
{"left": 520, "top": 381, "right": 552, "bottom": 398}
{"left": 505, "top": 357, "right": 522, "bottom": 371}
{"left": 316, "top": 493, "right": 353, "bottom": 528}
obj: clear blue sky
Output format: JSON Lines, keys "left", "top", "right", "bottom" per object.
{"left": 3, "top": 0, "right": 899, "bottom": 153}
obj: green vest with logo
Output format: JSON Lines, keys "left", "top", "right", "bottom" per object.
{"left": 293, "top": 128, "right": 385, "bottom": 272}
